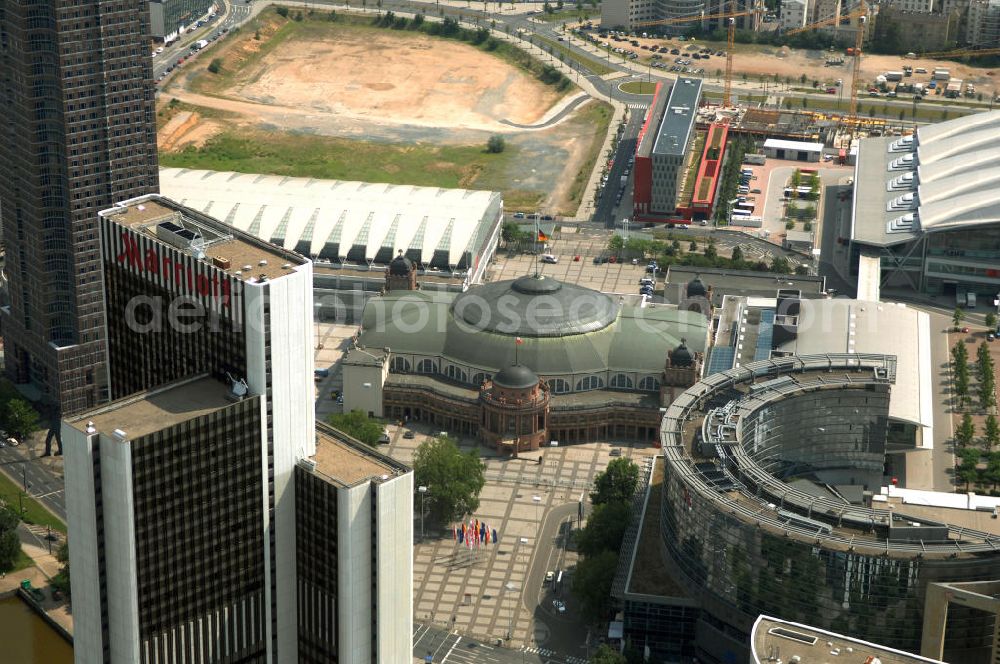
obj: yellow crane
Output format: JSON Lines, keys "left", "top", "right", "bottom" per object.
{"left": 786, "top": 0, "right": 869, "bottom": 120}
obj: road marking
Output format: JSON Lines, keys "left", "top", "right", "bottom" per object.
{"left": 440, "top": 635, "right": 462, "bottom": 662}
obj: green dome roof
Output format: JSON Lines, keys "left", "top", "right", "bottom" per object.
{"left": 493, "top": 364, "right": 539, "bottom": 389}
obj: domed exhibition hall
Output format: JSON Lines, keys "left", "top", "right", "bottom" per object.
{"left": 343, "top": 270, "right": 710, "bottom": 453}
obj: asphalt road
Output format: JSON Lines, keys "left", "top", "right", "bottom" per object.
{"left": 595, "top": 109, "right": 646, "bottom": 229}
{"left": 413, "top": 622, "right": 589, "bottom": 664}
{"left": 0, "top": 444, "right": 66, "bottom": 522}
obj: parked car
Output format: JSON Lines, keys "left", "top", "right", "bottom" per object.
{"left": 403, "top": 430, "right": 415, "bottom": 439}
{"left": 552, "top": 600, "right": 566, "bottom": 613}
{"left": 540, "top": 254, "right": 558, "bottom": 264}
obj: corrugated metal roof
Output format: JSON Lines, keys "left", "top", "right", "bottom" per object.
{"left": 158, "top": 168, "right": 502, "bottom": 267}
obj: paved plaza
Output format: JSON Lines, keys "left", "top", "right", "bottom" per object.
{"left": 384, "top": 421, "right": 659, "bottom": 656}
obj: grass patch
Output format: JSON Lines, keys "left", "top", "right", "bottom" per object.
{"left": 533, "top": 34, "right": 615, "bottom": 76}
{"left": 619, "top": 81, "right": 657, "bottom": 95}
{"left": 678, "top": 130, "right": 707, "bottom": 204}
{"left": 12, "top": 549, "right": 33, "bottom": 573}
{"left": 0, "top": 470, "right": 65, "bottom": 534}
{"left": 533, "top": 8, "right": 595, "bottom": 23}
{"left": 160, "top": 128, "right": 539, "bottom": 202}
{"left": 564, "top": 100, "right": 613, "bottom": 211}
{"left": 703, "top": 91, "right": 766, "bottom": 104}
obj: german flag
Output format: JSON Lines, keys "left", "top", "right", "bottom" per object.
{"left": 537, "top": 230, "right": 549, "bottom": 243}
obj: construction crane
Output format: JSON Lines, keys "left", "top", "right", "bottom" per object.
{"left": 724, "top": 18, "right": 735, "bottom": 107}
{"left": 786, "top": 0, "right": 869, "bottom": 120}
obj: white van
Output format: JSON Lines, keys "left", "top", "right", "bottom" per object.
{"left": 967, "top": 292, "right": 977, "bottom": 308}
{"left": 541, "top": 254, "right": 558, "bottom": 264}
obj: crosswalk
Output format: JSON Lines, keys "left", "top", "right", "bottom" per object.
{"left": 519, "top": 646, "right": 588, "bottom": 663}
{"left": 625, "top": 103, "right": 648, "bottom": 110}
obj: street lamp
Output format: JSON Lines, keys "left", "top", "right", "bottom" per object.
{"left": 504, "top": 580, "right": 518, "bottom": 640}
{"left": 418, "top": 485, "right": 428, "bottom": 541}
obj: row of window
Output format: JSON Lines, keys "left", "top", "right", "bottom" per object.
{"left": 390, "top": 356, "right": 662, "bottom": 393}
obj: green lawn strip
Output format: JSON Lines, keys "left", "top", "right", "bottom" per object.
{"left": 678, "top": 131, "right": 707, "bottom": 204}
{"left": 161, "top": 128, "right": 528, "bottom": 195}
{"left": 532, "top": 9, "right": 595, "bottom": 23}
{"left": 562, "top": 100, "right": 613, "bottom": 213}
{"left": 619, "top": 81, "right": 657, "bottom": 94}
{"left": 533, "top": 34, "right": 615, "bottom": 76}
{"left": 0, "top": 469, "right": 65, "bottom": 534}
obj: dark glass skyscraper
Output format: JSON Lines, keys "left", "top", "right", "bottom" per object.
{"left": 0, "top": 0, "right": 159, "bottom": 415}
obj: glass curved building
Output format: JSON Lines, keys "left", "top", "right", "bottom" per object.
{"left": 658, "top": 354, "right": 1000, "bottom": 663}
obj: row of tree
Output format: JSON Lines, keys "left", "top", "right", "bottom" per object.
{"left": 606, "top": 234, "right": 802, "bottom": 275}
{"left": 0, "top": 505, "right": 21, "bottom": 573}
{"left": 952, "top": 339, "right": 997, "bottom": 412}
{"left": 571, "top": 458, "right": 638, "bottom": 624}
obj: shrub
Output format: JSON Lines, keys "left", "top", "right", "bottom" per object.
{"left": 275, "top": 6, "right": 289, "bottom": 17}
{"left": 486, "top": 135, "right": 506, "bottom": 154}
{"left": 207, "top": 58, "right": 223, "bottom": 74}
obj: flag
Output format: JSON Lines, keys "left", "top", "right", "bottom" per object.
{"left": 481, "top": 523, "right": 487, "bottom": 542}
{"left": 492, "top": 528, "right": 499, "bottom": 544}
{"left": 537, "top": 231, "right": 549, "bottom": 242}
{"left": 458, "top": 529, "right": 463, "bottom": 544}
{"left": 515, "top": 337, "right": 523, "bottom": 345}
{"left": 453, "top": 526, "right": 457, "bottom": 542}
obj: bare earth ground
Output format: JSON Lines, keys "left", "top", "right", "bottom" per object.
{"left": 159, "top": 16, "right": 598, "bottom": 213}
{"left": 232, "top": 30, "right": 558, "bottom": 132}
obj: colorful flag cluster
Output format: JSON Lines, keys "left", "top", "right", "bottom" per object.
{"left": 453, "top": 519, "right": 499, "bottom": 548}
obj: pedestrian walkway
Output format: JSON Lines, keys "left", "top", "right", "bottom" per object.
{"left": 625, "top": 102, "right": 648, "bottom": 110}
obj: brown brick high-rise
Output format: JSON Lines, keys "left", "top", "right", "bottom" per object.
{"left": 0, "top": 0, "right": 159, "bottom": 415}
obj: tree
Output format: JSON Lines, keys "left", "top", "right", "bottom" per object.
{"left": 731, "top": 245, "right": 744, "bottom": 263}
{"left": 275, "top": 5, "right": 289, "bottom": 17}
{"left": 50, "top": 542, "right": 71, "bottom": 597}
{"left": 576, "top": 501, "right": 631, "bottom": 557}
{"left": 607, "top": 234, "right": 625, "bottom": 252}
{"left": 953, "top": 307, "right": 965, "bottom": 330}
{"left": 4, "top": 398, "right": 38, "bottom": 443}
{"left": 984, "top": 415, "right": 1000, "bottom": 453}
{"left": 590, "top": 644, "right": 627, "bottom": 664}
{"left": 486, "top": 134, "right": 506, "bottom": 153}
{"left": 957, "top": 413, "right": 976, "bottom": 449}
{"left": 412, "top": 436, "right": 485, "bottom": 525}
{"left": 987, "top": 312, "right": 998, "bottom": 332}
{"left": 704, "top": 239, "right": 718, "bottom": 260}
{"left": 689, "top": 240, "right": 698, "bottom": 252}
{"left": 572, "top": 550, "right": 617, "bottom": 622}
{"left": 327, "top": 410, "right": 384, "bottom": 446}
{"left": 208, "top": 58, "right": 223, "bottom": 74}
{"left": 770, "top": 256, "right": 793, "bottom": 274}
{"left": 591, "top": 457, "right": 640, "bottom": 506}
{"left": 0, "top": 505, "right": 20, "bottom": 573}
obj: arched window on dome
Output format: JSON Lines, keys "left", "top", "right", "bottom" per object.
{"left": 416, "top": 359, "right": 438, "bottom": 375}
{"left": 638, "top": 376, "right": 661, "bottom": 392}
{"left": 548, "top": 378, "right": 570, "bottom": 394}
{"left": 609, "top": 373, "right": 633, "bottom": 390}
{"left": 390, "top": 356, "right": 411, "bottom": 373}
{"left": 575, "top": 375, "right": 604, "bottom": 392}
{"left": 472, "top": 372, "right": 492, "bottom": 387}
{"left": 446, "top": 365, "right": 469, "bottom": 384}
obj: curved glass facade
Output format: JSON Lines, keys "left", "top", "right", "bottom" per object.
{"left": 659, "top": 355, "right": 1000, "bottom": 659}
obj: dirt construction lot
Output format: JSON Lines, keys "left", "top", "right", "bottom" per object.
{"left": 159, "top": 12, "right": 608, "bottom": 214}
{"left": 232, "top": 29, "right": 558, "bottom": 133}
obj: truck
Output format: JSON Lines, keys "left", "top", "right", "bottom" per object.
{"left": 620, "top": 175, "right": 628, "bottom": 188}
{"left": 932, "top": 68, "right": 950, "bottom": 81}
{"left": 743, "top": 153, "right": 766, "bottom": 165}
{"left": 885, "top": 71, "right": 904, "bottom": 82}
{"left": 967, "top": 292, "right": 977, "bottom": 309}
{"left": 194, "top": 39, "right": 209, "bottom": 50}
{"left": 945, "top": 79, "right": 963, "bottom": 98}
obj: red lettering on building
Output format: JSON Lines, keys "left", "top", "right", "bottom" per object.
{"left": 115, "top": 230, "right": 233, "bottom": 309}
